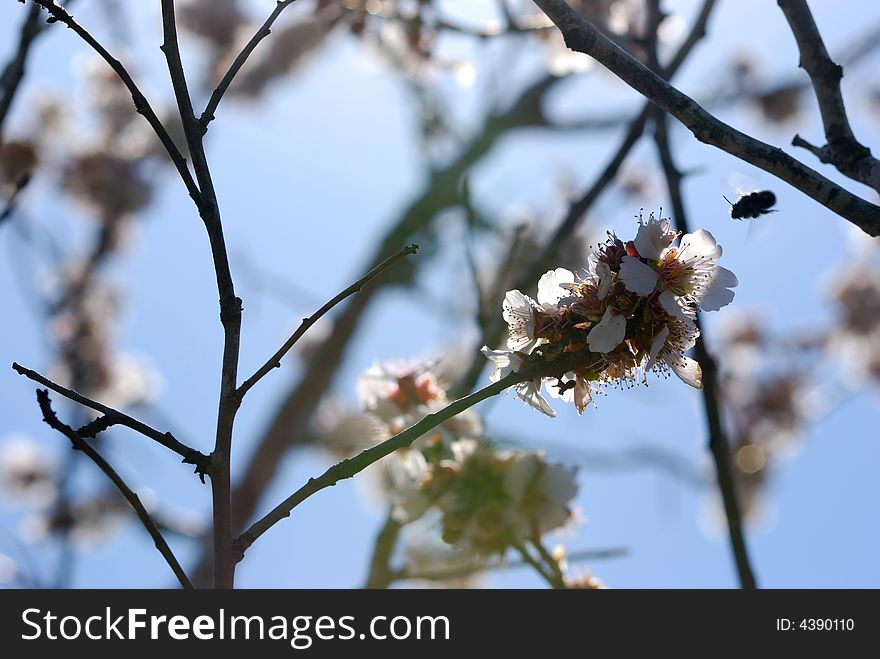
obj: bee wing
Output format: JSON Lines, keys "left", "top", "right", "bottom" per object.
{"left": 726, "top": 170, "right": 760, "bottom": 196}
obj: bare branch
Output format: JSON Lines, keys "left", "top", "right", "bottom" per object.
{"left": 12, "top": 362, "right": 211, "bottom": 478}
{"left": 199, "top": 0, "right": 301, "bottom": 131}
{"left": 532, "top": 0, "right": 880, "bottom": 236}
{"left": 34, "top": 389, "right": 193, "bottom": 590}
{"left": 159, "top": 0, "right": 243, "bottom": 590}
{"left": 30, "top": 0, "right": 201, "bottom": 208}
{"left": 778, "top": 0, "right": 880, "bottom": 192}
{"left": 236, "top": 243, "right": 419, "bottom": 402}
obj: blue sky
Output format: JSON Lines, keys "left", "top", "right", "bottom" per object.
{"left": 1, "top": 0, "right": 879, "bottom": 588}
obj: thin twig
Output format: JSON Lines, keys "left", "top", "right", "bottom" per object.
{"left": 12, "top": 362, "right": 211, "bottom": 478}
{"left": 30, "top": 0, "right": 201, "bottom": 208}
{"left": 532, "top": 0, "right": 880, "bottom": 235}
{"left": 199, "top": 0, "right": 301, "bottom": 131}
{"left": 777, "top": 0, "right": 880, "bottom": 192}
{"left": 34, "top": 389, "right": 193, "bottom": 589}
{"left": 236, "top": 243, "right": 419, "bottom": 402}
{"left": 391, "top": 546, "right": 629, "bottom": 584}
{"left": 653, "top": 112, "right": 757, "bottom": 589}
{"left": 513, "top": 542, "right": 564, "bottom": 588}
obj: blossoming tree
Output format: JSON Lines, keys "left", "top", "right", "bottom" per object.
{"left": 2, "top": 0, "right": 879, "bottom": 589}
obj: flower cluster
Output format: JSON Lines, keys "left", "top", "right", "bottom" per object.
{"left": 323, "top": 359, "right": 582, "bottom": 563}
{"left": 388, "top": 438, "right": 578, "bottom": 556}
{"left": 483, "top": 212, "right": 738, "bottom": 416}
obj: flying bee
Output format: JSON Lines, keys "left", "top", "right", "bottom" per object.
{"left": 722, "top": 189, "right": 777, "bottom": 219}
{"left": 722, "top": 172, "right": 779, "bottom": 242}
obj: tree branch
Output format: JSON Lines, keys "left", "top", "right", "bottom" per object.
{"left": 236, "top": 243, "right": 419, "bottom": 402}
{"left": 777, "top": 0, "right": 880, "bottom": 192}
{"left": 34, "top": 389, "right": 193, "bottom": 589}
{"left": 12, "top": 362, "right": 211, "bottom": 479}
{"left": 30, "top": 0, "right": 201, "bottom": 208}
{"left": 199, "top": 0, "right": 301, "bottom": 131}
{"left": 532, "top": 0, "right": 880, "bottom": 236}
{"left": 160, "top": 0, "right": 242, "bottom": 590}
{"left": 653, "top": 112, "right": 757, "bottom": 589}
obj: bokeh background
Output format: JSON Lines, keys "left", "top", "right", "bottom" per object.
{"left": 1, "top": 0, "right": 879, "bottom": 588}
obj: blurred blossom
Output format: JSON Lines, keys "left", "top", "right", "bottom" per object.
{"left": 829, "top": 263, "right": 880, "bottom": 386}
{"left": 618, "top": 170, "right": 653, "bottom": 201}
{"left": 91, "top": 353, "right": 162, "bottom": 411}
{"left": 606, "top": 0, "right": 645, "bottom": 37}
{"left": 179, "top": 0, "right": 248, "bottom": 51}
{"left": 23, "top": 494, "right": 127, "bottom": 547}
{"left": 565, "top": 572, "right": 604, "bottom": 588}
{"left": 63, "top": 151, "right": 152, "bottom": 221}
{"left": 0, "top": 139, "right": 38, "bottom": 191}
{"left": 357, "top": 360, "right": 482, "bottom": 438}
{"left": 482, "top": 212, "right": 737, "bottom": 416}
{"left": 539, "top": 29, "right": 593, "bottom": 76}
{"left": 310, "top": 398, "right": 386, "bottom": 458}
{"left": 33, "top": 94, "right": 69, "bottom": 136}
{"left": 0, "top": 435, "right": 57, "bottom": 506}
{"left": 831, "top": 265, "right": 880, "bottom": 337}
{"left": 81, "top": 59, "right": 141, "bottom": 138}
{"left": 389, "top": 438, "right": 578, "bottom": 557}
{"left": 451, "top": 60, "right": 477, "bottom": 88}
{"left": 402, "top": 535, "right": 486, "bottom": 588}
{"left": 755, "top": 84, "right": 803, "bottom": 124}
{"left": 227, "top": 13, "right": 337, "bottom": 98}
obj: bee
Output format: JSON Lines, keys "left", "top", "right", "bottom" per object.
{"left": 722, "top": 190, "right": 778, "bottom": 220}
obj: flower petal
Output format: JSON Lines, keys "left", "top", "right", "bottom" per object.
{"left": 515, "top": 380, "right": 557, "bottom": 417}
{"left": 481, "top": 347, "right": 523, "bottom": 382}
{"left": 677, "top": 229, "right": 721, "bottom": 262}
{"left": 645, "top": 324, "right": 670, "bottom": 371}
{"left": 699, "top": 266, "right": 738, "bottom": 312}
{"left": 537, "top": 268, "right": 575, "bottom": 308}
{"left": 502, "top": 290, "right": 537, "bottom": 351}
{"left": 659, "top": 289, "right": 695, "bottom": 320}
{"left": 634, "top": 214, "right": 675, "bottom": 260}
{"left": 619, "top": 255, "right": 659, "bottom": 295}
{"left": 670, "top": 356, "right": 702, "bottom": 389}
